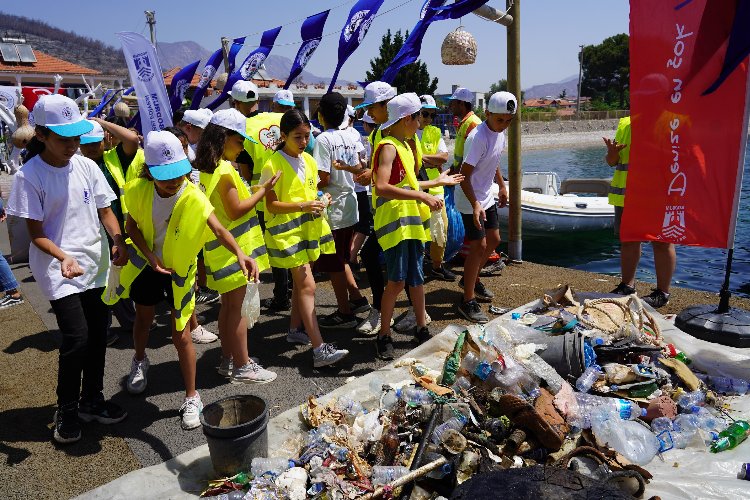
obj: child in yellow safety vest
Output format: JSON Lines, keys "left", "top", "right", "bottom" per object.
{"left": 261, "top": 109, "right": 350, "bottom": 368}
{"left": 195, "top": 108, "right": 280, "bottom": 384}
{"left": 114, "top": 130, "right": 259, "bottom": 431}
{"left": 372, "top": 93, "right": 463, "bottom": 360}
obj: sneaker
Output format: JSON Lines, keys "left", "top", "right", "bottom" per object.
{"left": 180, "top": 394, "right": 203, "bottom": 430}
{"left": 610, "top": 282, "right": 637, "bottom": 295}
{"left": 427, "top": 266, "right": 457, "bottom": 282}
{"left": 642, "top": 289, "right": 670, "bottom": 308}
{"left": 261, "top": 296, "right": 291, "bottom": 312}
{"left": 231, "top": 360, "right": 277, "bottom": 384}
{"left": 191, "top": 325, "right": 218, "bottom": 344}
{"left": 357, "top": 309, "right": 382, "bottom": 336}
{"left": 415, "top": 326, "right": 432, "bottom": 343}
{"left": 375, "top": 335, "right": 395, "bottom": 361}
{"left": 479, "top": 260, "right": 506, "bottom": 277}
{"left": 0, "top": 294, "right": 24, "bottom": 310}
{"left": 348, "top": 297, "right": 371, "bottom": 314}
{"left": 394, "top": 309, "right": 432, "bottom": 333}
{"left": 195, "top": 286, "right": 220, "bottom": 304}
{"left": 459, "top": 278, "right": 494, "bottom": 303}
{"left": 78, "top": 395, "right": 128, "bottom": 424}
{"left": 106, "top": 330, "right": 119, "bottom": 347}
{"left": 217, "top": 356, "right": 233, "bottom": 377}
{"left": 313, "top": 343, "right": 349, "bottom": 368}
{"left": 287, "top": 328, "right": 311, "bottom": 345}
{"left": 457, "top": 299, "right": 489, "bottom": 324}
{"left": 53, "top": 402, "right": 81, "bottom": 444}
{"left": 319, "top": 310, "right": 357, "bottom": 329}
{"left": 127, "top": 356, "right": 150, "bottom": 394}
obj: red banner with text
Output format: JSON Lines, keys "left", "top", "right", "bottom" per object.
{"left": 623, "top": 0, "right": 750, "bottom": 248}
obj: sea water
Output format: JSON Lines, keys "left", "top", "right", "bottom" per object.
{"left": 514, "top": 139, "right": 750, "bottom": 298}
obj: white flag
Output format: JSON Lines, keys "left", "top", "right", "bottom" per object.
{"left": 117, "top": 32, "right": 172, "bottom": 134}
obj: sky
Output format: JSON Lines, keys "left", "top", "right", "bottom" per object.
{"left": 3, "top": 0, "right": 630, "bottom": 93}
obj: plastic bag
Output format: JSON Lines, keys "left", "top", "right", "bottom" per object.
{"left": 430, "top": 209, "right": 447, "bottom": 247}
{"left": 242, "top": 280, "right": 261, "bottom": 328}
{"left": 103, "top": 264, "right": 123, "bottom": 303}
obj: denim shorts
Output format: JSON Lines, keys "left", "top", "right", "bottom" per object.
{"left": 383, "top": 239, "right": 425, "bottom": 286}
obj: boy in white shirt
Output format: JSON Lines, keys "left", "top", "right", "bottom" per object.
{"left": 455, "top": 91, "right": 517, "bottom": 324}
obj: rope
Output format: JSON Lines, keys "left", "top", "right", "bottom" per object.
{"left": 576, "top": 296, "right": 662, "bottom": 345}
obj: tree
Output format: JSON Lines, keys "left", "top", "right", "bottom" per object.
{"left": 484, "top": 79, "right": 525, "bottom": 106}
{"left": 581, "top": 33, "right": 630, "bottom": 108}
{"left": 365, "top": 30, "right": 438, "bottom": 96}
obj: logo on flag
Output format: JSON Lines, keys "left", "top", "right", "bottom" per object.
{"left": 175, "top": 80, "right": 190, "bottom": 101}
{"left": 0, "top": 90, "right": 13, "bottom": 107}
{"left": 241, "top": 53, "right": 266, "bottom": 80}
{"left": 297, "top": 40, "right": 320, "bottom": 68}
{"left": 198, "top": 65, "right": 215, "bottom": 89}
{"left": 134, "top": 52, "right": 154, "bottom": 82}
{"left": 344, "top": 10, "right": 370, "bottom": 42}
{"left": 660, "top": 205, "right": 686, "bottom": 241}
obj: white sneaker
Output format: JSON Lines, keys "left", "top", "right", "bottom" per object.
{"left": 217, "top": 356, "right": 233, "bottom": 377}
{"left": 356, "top": 309, "right": 381, "bottom": 336}
{"left": 394, "top": 309, "right": 431, "bottom": 333}
{"left": 191, "top": 325, "right": 218, "bottom": 344}
{"left": 180, "top": 394, "right": 203, "bottom": 430}
{"left": 231, "top": 360, "right": 277, "bottom": 384}
{"left": 313, "top": 343, "right": 349, "bottom": 368}
{"left": 287, "top": 328, "right": 311, "bottom": 345}
{"left": 127, "top": 356, "right": 149, "bottom": 394}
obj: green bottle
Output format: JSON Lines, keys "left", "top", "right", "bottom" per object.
{"left": 675, "top": 352, "right": 692, "bottom": 365}
{"left": 710, "top": 420, "right": 750, "bottom": 453}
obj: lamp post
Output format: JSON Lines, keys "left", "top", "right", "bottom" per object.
{"left": 576, "top": 44, "right": 584, "bottom": 117}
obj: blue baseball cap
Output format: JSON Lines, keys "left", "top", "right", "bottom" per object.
{"left": 144, "top": 130, "right": 192, "bottom": 181}
{"left": 31, "top": 94, "right": 93, "bottom": 137}
{"left": 273, "top": 89, "right": 295, "bottom": 107}
{"left": 79, "top": 120, "right": 105, "bottom": 144}
{"left": 210, "top": 109, "right": 257, "bottom": 143}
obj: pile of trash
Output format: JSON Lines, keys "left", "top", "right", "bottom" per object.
{"left": 201, "top": 287, "right": 749, "bottom": 499}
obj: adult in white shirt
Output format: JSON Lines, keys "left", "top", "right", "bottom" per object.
{"left": 455, "top": 92, "right": 517, "bottom": 324}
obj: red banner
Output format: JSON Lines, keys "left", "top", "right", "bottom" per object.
{"left": 623, "top": 0, "right": 750, "bottom": 248}
{"left": 21, "top": 86, "right": 65, "bottom": 111}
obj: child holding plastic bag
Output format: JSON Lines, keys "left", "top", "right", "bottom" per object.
{"left": 195, "top": 109, "right": 279, "bottom": 384}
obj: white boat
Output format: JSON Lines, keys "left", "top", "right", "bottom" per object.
{"left": 497, "top": 172, "right": 615, "bottom": 237}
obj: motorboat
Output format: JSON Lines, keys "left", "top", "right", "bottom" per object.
{"left": 497, "top": 172, "right": 615, "bottom": 237}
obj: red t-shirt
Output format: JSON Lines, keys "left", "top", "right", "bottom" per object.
{"left": 372, "top": 144, "right": 406, "bottom": 186}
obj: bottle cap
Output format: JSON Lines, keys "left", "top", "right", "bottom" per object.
{"left": 594, "top": 337, "right": 604, "bottom": 345}
{"left": 690, "top": 405, "right": 701, "bottom": 414}
{"left": 640, "top": 408, "right": 648, "bottom": 417}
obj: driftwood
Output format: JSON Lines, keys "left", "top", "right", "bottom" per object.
{"left": 358, "top": 456, "right": 448, "bottom": 500}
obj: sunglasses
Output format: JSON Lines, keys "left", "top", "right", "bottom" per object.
{"left": 421, "top": 111, "right": 436, "bottom": 118}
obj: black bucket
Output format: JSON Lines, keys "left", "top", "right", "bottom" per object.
{"left": 537, "top": 331, "right": 586, "bottom": 379}
{"left": 200, "top": 395, "right": 269, "bottom": 476}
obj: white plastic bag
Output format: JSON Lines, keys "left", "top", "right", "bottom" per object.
{"left": 430, "top": 209, "right": 447, "bottom": 247}
{"left": 242, "top": 280, "right": 261, "bottom": 328}
{"left": 103, "top": 264, "right": 123, "bottom": 303}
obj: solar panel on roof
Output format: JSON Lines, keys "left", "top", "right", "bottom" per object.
{"left": 0, "top": 43, "right": 20, "bottom": 62}
{"left": 16, "top": 44, "right": 36, "bottom": 63}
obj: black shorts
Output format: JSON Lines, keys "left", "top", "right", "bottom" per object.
{"left": 614, "top": 206, "right": 623, "bottom": 238}
{"left": 354, "top": 191, "right": 373, "bottom": 234}
{"left": 461, "top": 203, "right": 500, "bottom": 241}
{"left": 130, "top": 265, "right": 174, "bottom": 307}
{"left": 314, "top": 226, "right": 354, "bottom": 273}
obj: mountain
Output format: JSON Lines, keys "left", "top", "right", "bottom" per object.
{"left": 524, "top": 75, "right": 579, "bottom": 99}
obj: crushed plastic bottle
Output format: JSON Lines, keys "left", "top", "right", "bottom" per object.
{"left": 570, "top": 393, "right": 646, "bottom": 429}
{"left": 461, "top": 352, "right": 494, "bottom": 381}
{"left": 650, "top": 416, "right": 673, "bottom": 434}
{"left": 676, "top": 390, "right": 705, "bottom": 409}
{"left": 335, "top": 396, "right": 364, "bottom": 420}
{"left": 576, "top": 365, "right": 602, "bottom": 393}
{"left": 432, "top": 416, "right": 467, "bottom": 444}
{"left": 705, "top": 376, "right": 749, "bottom": 395}
{"left": 518, "top": 351, "right": 567, "bottom": 395}
{"left": 590, "top": 408, "right": 660, "bottom": 465}
{"left": 400, "top": 387, "right": 433, "bottom": 405}
{"left": 317, "top": 190, "right": 330, "bottom": 220}
{"left": 251, "top": 457, "right": 295, "bottom": 477}
{"left": 370, "top": 465, "right": 410, "bottom": 486}
{"left": 710, "top": 420, "right": 750, "bottom": 453}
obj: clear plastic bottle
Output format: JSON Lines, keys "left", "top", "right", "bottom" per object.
{"left": 650, "top": 416, "right": 673, "bottom": 434}
{"left": 461, "top": 352, "right": 494, "bottom": 381}
{"left": 317, "top": 190, "right": 330, "bottom": 220}
{"left": 520, "top": 352, "right": 567, "bottom": 394}
{"left": 424, "top": 452, "right": 453, "bottom": 479}
{"left": 676, "top": 390, "right": 705, "bottom": 409}
{"left": 452, "top": 376, "right": 471, "bottom": 394}
{"left": 400, "top": 387, "right": 433, "bottom": 405}
{"left": 707, "top": 376, "right": 750, "bottom": 395}
{"left": 576, "top": 365, "right": 602, "bottom": 393}
{"left": 690, "top": 406, "right": 724, "bottom": 431}
{"left": 571, "top": 393, "right": 646, "bottom": 428}
{"left": 432, "top": 416, "right": 467, "bottom": 444}
{"left": 336, "top": 396, "right": 364, "bottom": 418}
{"left": 590, "top": 409, "right": 660, "bottom": 465}
{"left": 201, "top": 492, "right": 247, "bottom": 500}
{"left": 328, "top": 444, "right": 349, "bottom": 462}
{"left": 251, "top": 457, "right": 295, "bottom": 477}
{"left": 371, "top": 465, "right": 410, "bottom": 486}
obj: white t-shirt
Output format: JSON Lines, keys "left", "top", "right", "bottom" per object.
{"left": 152, "top": 181, "right": 186, "bottom": 259}
{"left": 314, "top": 128, "right": 361, "bottom": 230}
{"left": 455, "top": 122, "right": 506, "bottom": 214}
{"left": 416, "top": 129, "right": 448, "bottom": 153}
{"left": 7, "top": 154, "right": 116, "bottom": 300}
{"left": 278, "top": 150, "right": 306, "bottom": 183}
{"left": 355, "top": 132, "right": 371, "bottom": 194}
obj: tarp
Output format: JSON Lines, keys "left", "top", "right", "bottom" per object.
{"left": 78, "top": 303, "right": 750, "bottom": 500}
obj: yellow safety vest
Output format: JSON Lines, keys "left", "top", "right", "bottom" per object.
{"left": 102, "top": 148, "right": 145, "bottom": 216}
{"left": 103, "top": 178, "right": 213, "bottom": 331}
{"left": 262, "top": 151, "right": 335, "bottom": 268}
{"left": 608, "top": 116, "right": 631, "bottom": 207}
{"left": 372, "top": 137, "right": 431, "bottom": 251}
{"left": 244, "top": 112, "right": 283, "bottom": 212}
{"left": 420, "top": 125, "right": 444, "bottom": 197}
{"left": 368, "top": 128, "right": 383, "bottom": 167}
{"left": 199, "top": 160, "right": 269, "bottom": 294}
{"left": 453, "top": 112, "right": 482, "bottom": 168}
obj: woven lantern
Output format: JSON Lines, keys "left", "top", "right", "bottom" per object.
{"left": 215, "top": 72, "right": 228, "bottom": 92}
{"left": 441, "top": 26, "right": 477, "bottom": 65}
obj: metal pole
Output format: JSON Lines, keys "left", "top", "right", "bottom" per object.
{"left": 221, "top": 37, "right": 231, "bottom": 73}
{"left": 144, "top": 11, "right": 156, "bottom": 45}
{"left": 506, "top": 0, "right": 522, "bottom": 261}
{"left": 576, "top": 44, "right": 584, "bottom": 118}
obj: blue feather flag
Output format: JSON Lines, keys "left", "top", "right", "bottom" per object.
{"left": 189, "top": 49, "right": 223, "bottom": 110}
{"left": 284, "top": 10, "right": 330, "bottom": 89}
{"left": 169, "top": 60, "right": 200, "bottom": 112}
{"left": 87, "top": 89, "right": 115, "bottom": 118}
{"left": 328, "top": 0, "right": 385, "bottom": 92}
{"left": 227, "top": 37, "right": 246, "bottom": 74}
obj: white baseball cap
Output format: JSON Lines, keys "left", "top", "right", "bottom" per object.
{"left": 361, "top": 113, "right": 376, "bottom": 125}
{"left": 230, "top": 80, "right": 259, "bottom": 102}
{"left": 487, "top": 91, "right": 518, "bottom": 114}
{"left": 381, "top": 92, "right": 422, "bottom": 130}
{"left": 448, "top": 87, "right": 474, "bottom": 104}
{"left": 338, "top": 105, "right": 355, "bottom": 130}
{"left": 346, "top": 104, "right": 356, "bottom": 117}
{"left": 182, "top": 108, "right": 213, "bottom": 129}
{"left": 144, "top": 130, "right": 193, "bottom": 181}
{"left": 419, "top": 95, "right": 439, "bottom": 109}
{"left": 32, "top": 94, "right": 93, "bottom": 137}
{"left": 273, "top": 89, "right": 295, "bottom": 107}
{"left": 354, "top": 81, "right": 396, "bottom": 109}
{"left": 209, "top": 108, "right": 257, "bottom": 143}
{"left": 79, "top": 120, "right": 105, "bottom": 144}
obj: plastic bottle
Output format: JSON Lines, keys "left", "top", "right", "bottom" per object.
{"left": 317, "top": 190, "right": 330, "bottom": 220}
{"left": 452, "top": 376, "right": 471, "bottom": 394}
{"left": 371, "top": 465, "right": 410, "bottom": 486}
{"left": 432, "top": 416, "right": 467, "bottom": 444}
{"left": 399, "top": 387, "right": 433, "bottom": 405}
{"left": 424, "top": 452, "right": 453, "bottom": 479}
{"left": 676, "top": 390, "right": 705, "bottom": 409}
{"left": 250, "top": 457, "right": 295, "bottom": 477}
{"left": 576, "top": 365, "right": 602, "bottom": 393}
{"left": 710, "top": 420, "right": 750, "bottom": 453}
{"left": 461, "top": 352, "right": 494, "bottom": 381}
{"left": 201, "top": 492, "right": 247, "bottom": 500}
{"left": 707, "top": 376, "right": 750, "bottom": 395}
{"left": 571, "top": 393, "right": 646, "bottom": 429}
{"left": 590, "top": 409, "right": 660, "bottom": 465}
{"left": 520, "top": 352, "right": 567, "bottom": 395}
{"left": 328, "top": 444, "right": 349, "bottom": 462}
{"left": 690, "top": 406, "right": 724, "bottom": 431}
{"left": 650, "top": 416, "right": 673, "bottom": 434}
{"left": 336, "top": 396, "right": 364, "bottom": 419}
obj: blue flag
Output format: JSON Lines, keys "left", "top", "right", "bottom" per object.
{"left": 190, "top": 49, "right": 223, "bottom": 110}
{"left": 169, "top": 60, "right": 200, "bottom": 112}
{"left": 87, "top": 89, "right": 115, "bottom": 118}
{"left": 430, "top": 0, "right": 491, "bottom": 20}
{"left": 207, "top": 26, "right": 282, "bottom": 110}
{"left": 227, "top": 37, "right": 246, "bottom": 74}
{"left": 284, "top": 10, "right": 330, "bottom": 89}
{"left": 108, "top": 86, "right": 135, "bottom": 117}
{"left": 329, "top": 0, "right": 386, "bottom": 92}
